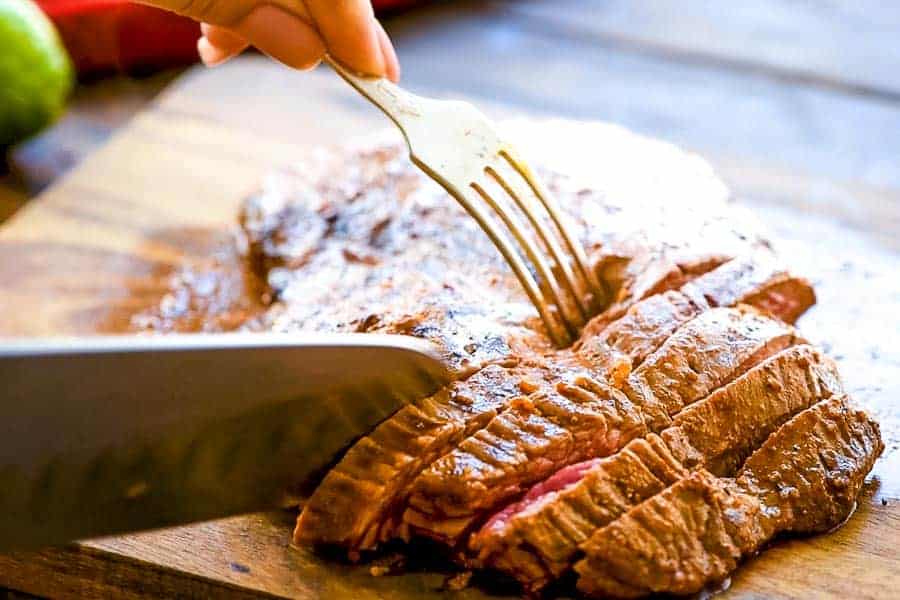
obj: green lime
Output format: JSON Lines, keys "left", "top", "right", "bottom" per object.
{"left": 0, "top": 0, "right": 73, "bottom": 148}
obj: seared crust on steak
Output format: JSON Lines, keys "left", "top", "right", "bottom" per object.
{"left": 625, "top": 305, "right": 802, "bottom": 431}
{"left": 736, "top": 395, "right": 884, "bottom": 534}
{"left": 402, "top": 373, "right": 645, "bottom": 543}
{"left": 576, "top": 470, "right": 761, "bottom": 598}
{"left": 470, "top": 345, "right": 840, "bottom": 591}
{"left": 469, "top": 434, "right": 685, "bottom": 591}
{"left": 401, "top": 308, "right": 800, "bottom": 546}
{"left": 576, "top": 252, "right": 815, "bottom": 382}
{"left": 661, "top": 344, "right": 842, "bottom": 476}
{"left": 575, "top": 396, "right": 883, "bottom": 598}
{"left": 295, "top": 363, "right": 543, "bottom": 548}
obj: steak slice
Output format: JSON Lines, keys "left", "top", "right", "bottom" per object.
{"left": 589, "top": 251, "right": 728, "bottom": 332}
{"left": 402, "top": 373, "right": 645, "bottom": 544}
{"left": 294, "top": 363, "right": 545, "bottom": 550}
{"left": 661, "top": 344, "right": 843, "bottom": 476}
{"left": 469, "top": 344, "right": 840, "bottom": 592}
{"left": 679, "top": 252, "right": 815, "bottom": 325}
{"left": 575, "top": 395, "right": 883, "bottom": 598}
{"left": 576, "top": 471, "right": 761, "bottom": 599}
{"left": 470, "top": 434, "right": 685, "bottom": 591}
{"left": 575, "top": 252, "right": 815, "bottom": 383}
{"left": 736, "top": 395, "right": 884, "bottom": 534}
{"left": 625, "top": 305, "right": 802, "bottom": 431}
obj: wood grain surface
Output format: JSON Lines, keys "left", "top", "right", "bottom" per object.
{"left": 0, "top": 1, "right": 898, "bottom": 598}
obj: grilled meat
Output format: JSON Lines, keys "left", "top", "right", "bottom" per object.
{"left": 575, "top": 396, "right": 883, "bottom": 598}
{"left": 402, "top": 307, "right": 800, "bottom": 545}
{"left": 136, "top": 123, "right": 881, "bottom": 598}
{"left": 469, "top": 345, "right": 841, "bottom": 591}
{"left": 624, "top": 305, "right": 802, "bottom": 431}
{"left": 575, "top": 252, "right": 815, "bottom": 383}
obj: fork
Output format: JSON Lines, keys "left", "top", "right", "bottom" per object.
{"left": 326, "top": 57, "right": 605, "bottom": 347}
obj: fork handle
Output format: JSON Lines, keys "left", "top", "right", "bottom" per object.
{"left": 325, "top": 55, "right": 425, "bottom": 134}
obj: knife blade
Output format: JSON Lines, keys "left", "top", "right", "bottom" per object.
{"left": 0, "top": 332, "right": 449, "bottom": 550}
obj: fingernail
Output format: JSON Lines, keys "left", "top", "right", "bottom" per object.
{"left": 197, "top": 37, "right": 226, "bottom": 66}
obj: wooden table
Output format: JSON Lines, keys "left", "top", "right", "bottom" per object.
{"left": 0, "top": 1, "right": 898, "bottom": 598}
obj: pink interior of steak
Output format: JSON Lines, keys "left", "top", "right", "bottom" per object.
{"left": 479, "top": 457, "right": 603, "bottom": 537}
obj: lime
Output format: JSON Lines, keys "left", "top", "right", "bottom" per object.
{"left": 0, "top": 0, "right": 73, "bottom": 148}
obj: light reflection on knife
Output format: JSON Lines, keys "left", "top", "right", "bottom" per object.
{"left": 0, "top": 333, "right": 449, "bottom": 550}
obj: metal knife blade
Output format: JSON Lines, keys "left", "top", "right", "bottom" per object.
{"left": 0, "top": 332, "right": 449, "bottom": 550}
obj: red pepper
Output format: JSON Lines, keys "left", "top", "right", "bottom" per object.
{"left": 37, "top": 0, "right": 421, "bottom": 77}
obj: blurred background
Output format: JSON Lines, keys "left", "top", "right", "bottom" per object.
{"left": 2, "top": 0, "right": 900, "bottom": 232}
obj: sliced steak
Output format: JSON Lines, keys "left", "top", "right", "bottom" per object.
{"left": 293, "top": 275, "right": 794, "bottom": 552}
{"left": 401, "top": 305, "right": 798, "bottom": 547}
{"left": 470, "top": 344, "right": 839, "bottom": 592}
{"left": 679, "top": 251, "right": 815, "bottom": 325}
{"left": 575, "top": 395, "right": 883, "bottom": 598}
{"left": 402, "top": 373, "right": 646, "bottom": 544}
{"left": 294, "top": 363, "right": 546, "bottom": 551}
{"left": 736, "top": 395, "right": 884, "bottom": 534}
{"left": 576, "top": 470, "right": 760, "bottom": 599}
{"left": 588, "top": 250, "right": 729, "bottom": 333}
{"left": 661, "top": 344, "right": 842, "bottom": 476}
{"left": 469, "top": 434, "right": 685, "bottom": 591}
{"left": 575, "top": 252, "right": 815, "bottom": 383}
{"left": 625, "top": 305, "right": 803, "bottom": 431}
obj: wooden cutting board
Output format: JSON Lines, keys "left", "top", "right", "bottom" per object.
{"left": 0, "top": 56, "right": 897, "bottom": 599}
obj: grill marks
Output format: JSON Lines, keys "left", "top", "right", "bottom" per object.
{"left": 470, "top": 345, "right": 841, "bottom": 592}
{"left": 295, "top": 255, "right": 819, "bottom": 553}
{"left": 575, "top": 396, "right": 883, "bottom": 598}
{"left": 403, "top": 305, "right": 799, "bottom": 545}
{"left": 294, "top": 363, "right": 536, "bottom": 549}
{"left": 403, "top": 374, "right": 645, "bottom": 543}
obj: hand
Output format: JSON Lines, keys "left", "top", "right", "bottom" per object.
{"left": 136, "top": 0, "right": 400, "bottom": 81}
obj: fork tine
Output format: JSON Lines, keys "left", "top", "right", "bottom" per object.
{"left": 485, "top": 163, "right": 590, "bottom": 325}
{"left": 470, "top": 179, "right": 580, "bottom": 340}
{"left": 499, "top": 148, "right": 607, "bottom": 310}
{"left": 439, "top": 181, "right": 572, "bottom": 347}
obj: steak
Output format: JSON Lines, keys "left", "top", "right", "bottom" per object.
{"left": 575, "top": 252, "right": 815, "bottom": 383}
{"left": 278, "top": 136, "right": 778, "bottom": 553}
{"left": 470, "top": 434, "right": 685, "bottom": 591}
{"left": 575, "top": 395, "right": 883, "bottom": 598}
{"left": 294, "top": 362, "right": 544, "bottom": 549}
{"left": 625, "top": 305, "right": 803, "bottom": 431}
{"left": 402, "top": 373, "right": 646, "bottom": 543}
{"left": 660, "top": 344, "right": 842, "bottom": 476}
{"left": 128, "top": 121, "right": 881, "bottom": 597}
{"left": 469, "top": 345, "right": 840, "bottom": 591}
{"left": 400, "top": 307, "right": 800, "bottom": 546}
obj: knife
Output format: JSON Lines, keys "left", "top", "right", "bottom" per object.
{"left": 0, "top": 333, "right": 449, "bottom": 550}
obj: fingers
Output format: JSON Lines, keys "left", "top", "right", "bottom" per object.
{"left": 157, "top": 0, "right": 401, "bottom": 78}
{"left": 302, "top": 0, "right": 385, "bottom": 77}
{"left": 232, "top": 5, "right": 326, "bottom": 71}
{"left": 198, "top": 24, "right": 248, "bottom": 66}
{"left": 376, "top": 20, "right": 400, "bottom": 82}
